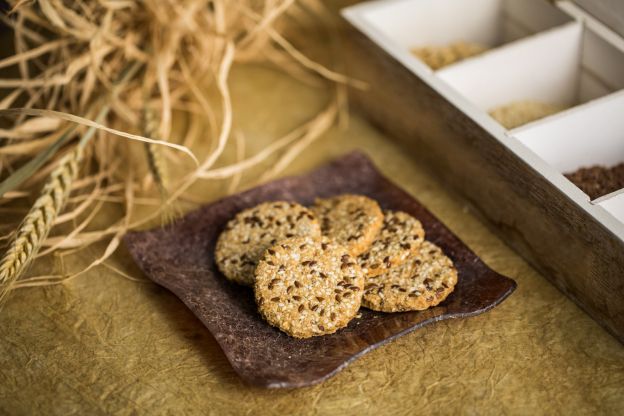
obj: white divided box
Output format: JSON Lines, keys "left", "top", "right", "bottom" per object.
{"left": 513, "top": 91, "right": 624, "bottom": 219}
{"left": 357, "top": 0, "right": 570, "bottom": 50}
{"left": 437, "top": 22, "right": 624, "bottom": 122}
{"left": 513, "top": 92, "right": 624, "bottom": 175}
{"left": 343, "top": 0, "right": 624, "bottom": 230}
{"left": 437, "top": 22, "right": 583, "bottom": 112}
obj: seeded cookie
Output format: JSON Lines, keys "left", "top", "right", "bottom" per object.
{"left": 311, "top": 194, "right": 383, "bottom": 256}
{"left": 358, "top": 210, "right": 425, "bottom": 277}
{"left": 215, "top": 201, "right": 321, "bottom": 286}
{"left": 362, "top": 240, "right": 457, "bottom": 312}
{"left": 254, "top": 236, "right": 364, "bottom": 338}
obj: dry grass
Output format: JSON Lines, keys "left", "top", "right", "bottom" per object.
{"left": 0, "top": 0, "right": 355, "bottom": 302}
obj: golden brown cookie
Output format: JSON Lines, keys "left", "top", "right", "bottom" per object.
{"left": 254, "top": 236, "right": 364, "bottom": 338}
{"left": 215, "top": 201, "right": 321, "bottom": 286}
{"left": 411, "top": 41, "right": 488, "bottom": 70}
{"left": 362, "top": 240, "right": 458, "bottom": 312}
{"left": 358, "top": 210, "right": 425, "bottom": 277}
{"left": 311, "top": 194, "right": 383, "bottom": 256}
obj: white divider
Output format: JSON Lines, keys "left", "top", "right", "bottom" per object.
{"left": 358, "top": 0, "right": 569, "bottom": 50}
{"left": 436, "top": 22, "right": 583, "bottom": 111}
{"left": 578, "top": 29, "right": 624, "bottom": 102}
{"left": 502, "top": 0, "right": 572, "bottom": 42}
{"left": 598, "top": 192, "right": 624, "bottom": 224}
{"left": 512, "top": 91, "right": 624, "bottom": 173}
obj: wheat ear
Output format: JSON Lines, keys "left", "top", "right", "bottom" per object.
{"left": 142, "top": 107, "right": 168, "bottom": 198}
{"left": 0, "top": 147, "right": 82, "bottom": 302}
{"left": 142, "top": 106, "right": 178, "bottom": 224}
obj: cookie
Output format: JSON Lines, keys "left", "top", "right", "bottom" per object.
{"left": 254, "top": 236, "right": 364, "bottom": 338}
{"left": 412, "top": 41, "right": 488, "bottom": 70}
{"left": 362, "top": 240, "right": 458, "bottom": 312}
{"left": 215, "top": 201, "right": 321, "bottom": 286}
{"left": 358, "top": 210, "right": 424, "bottom": 277}
{"left": 488, "top": 100, "right": 565, "bottom": 129}
{"left": 311, "top": 194, "right": 383, "bottom": 256}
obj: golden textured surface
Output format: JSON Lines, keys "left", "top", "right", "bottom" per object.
{"left": 1, "top": 58, "right": 624, "bottom": 416}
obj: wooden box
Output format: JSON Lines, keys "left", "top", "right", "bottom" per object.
{"left": 341, "top": 0, "right": 624, "bottom": 341}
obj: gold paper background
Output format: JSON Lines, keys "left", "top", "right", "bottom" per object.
{"left": 1, "top": 12, "right": 623, "bottom": 414}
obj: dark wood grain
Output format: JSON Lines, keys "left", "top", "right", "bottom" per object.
{"left": 124, "top": 152, "right": 516, "bottom": 388}
{"left": 340, "top": 23, "right": 624, "bottom": 343}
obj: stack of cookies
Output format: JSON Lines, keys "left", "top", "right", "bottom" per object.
{"left": 215, "top": 195, "right": 458, "bottom": 338}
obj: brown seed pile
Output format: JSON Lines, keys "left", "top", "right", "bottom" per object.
{"left": 215, "top": 195, "right": 458, "bottom": 338}
{"left": 564, "top": 162, "right": 624, "bottom": 200}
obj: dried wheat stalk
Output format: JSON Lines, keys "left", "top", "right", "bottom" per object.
{"left": 0, "top": 0, "right": 356, "bottom": 302}
{"left": 141, "top": 107, "right": 168, "bottom": 198}
{"left": 0, "top": 146, "right": 82, "bottom": 302}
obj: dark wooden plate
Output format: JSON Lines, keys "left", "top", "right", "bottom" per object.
{"left": 124, "top": 151, "right": 516, "bottom": 388}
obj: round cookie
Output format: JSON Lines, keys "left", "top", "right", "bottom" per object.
{"left": 311, "top": 194, "right": 383, "bottom": 256}
{"left": 254, "top": 236, "right": 364, "bottom": 338}
{"left": 362, "top": 240, "right": 458, "bottom": 312}
{"left": 215, "top": 201, "right": 321, "bottom": 286}
{"left": 358, "top": 210, "right": 425, "bottom": 277}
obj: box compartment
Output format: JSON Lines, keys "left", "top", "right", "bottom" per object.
{"left": 513, "top": 91, "right": 624, "bottom": 200}
{"left": 599, "top": 192, "right": 624, "bottom": 223}
{"left": 437, "top": 22, "right": 624, "bottom": 126}
{"left": 358, "top": 0, "right": 571, "bottom": 52}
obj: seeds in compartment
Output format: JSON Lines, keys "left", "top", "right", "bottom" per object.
{"left": 488, "top": 101, "right": 566, "bottom": 129}
{"left": 411, "top": 41, "right": 488, "bottom": 70}
{"left": 564, "top": 162, "right": 624, "bottom": 200}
